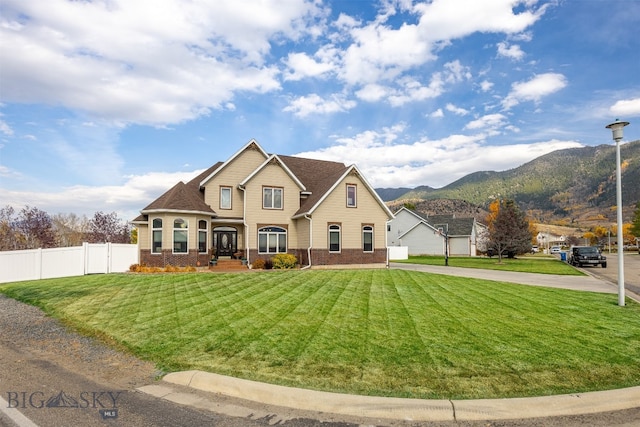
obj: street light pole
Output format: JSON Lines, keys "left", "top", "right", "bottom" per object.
{"left": 606, "top": 119, "right": 630, "bottom": 307}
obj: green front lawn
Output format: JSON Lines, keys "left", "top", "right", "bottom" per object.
{"left": 2, "top": 269, "right": 638, "bottom": 399}
{"left": 395, "top": 255, "right": 584, "bottom": 275}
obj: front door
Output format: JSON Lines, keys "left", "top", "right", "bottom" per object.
{"left": 214, "top": 228, "right": 237, "bottom": 257}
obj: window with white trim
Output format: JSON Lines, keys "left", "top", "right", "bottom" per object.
{"left": 363, "top": 225, "right": 374, "bottom": 252}
{"left": 173, "top": 218, "right": 188, "bottom": 253}
{"left": 346, "top": 184, "right": 357, "bottom": 207}
{"left": 198, "top": 220, "right": 208, "bottom": 254}
{"left": 220, "top": 186, "right": 232, "bottom": 209}
{"left": 329, "top": 224, "right": 341, "bottom": 253}
{"left": 263, "top": 187, "right": 283, "bottom": 209}
{"left": 258, "top": 226, "right": 287, "bottom": 254}
{"left": 152, "top": 218, "right": 162, "bottom": 254}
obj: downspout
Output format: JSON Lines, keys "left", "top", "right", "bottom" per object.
{"left": 301, "top": 214, "right": 313, "bottom": 269}
{"left": 238, "top": 185, "right": 250, "bottom": 265}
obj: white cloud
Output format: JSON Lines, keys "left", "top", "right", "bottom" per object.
{"left": 497, "top": 41, "right": 525, "bottom": 60}
{"left": 446, "top": 103, "right": 470, "bottom": 116}
{"left": 0, "top": 0, "right": 322, "bottom": 126}
{"left": 283, "top": 52, "right": 334, "bottom": 81}
{"left": 295, "top": 125, "right": 582, "bottom": 188}
{"left": 502, "top": 73, "right": 567, "bottom": 110}
{"left": 610, "top": 98, "right": 640, "bottom": 117}
{"left": 414, "top": 0, "right": 547, "bottom": 41}
{"left": 0, "top": 120, "right": 14, "bottom": 136}
{"left": 430, "top": 109, "right": 444, "bottom": 118}
{"left": 0, "top": 169, "right": 203, "bottom": 220}
{"left": 465, "top": 113, "right": 507, "bottom": 130}
{"left": 283, "top": 93, "right": 357, "bottom": 117}
{"left": 479, "top": 80, "right": 494, "bottom": 92}
{"left": 338, "top": 0, "right": 544, "bottom": 86}
{"left": 355, "top": 84, "right": 392, "bottom": 102}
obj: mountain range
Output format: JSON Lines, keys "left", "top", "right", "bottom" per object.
{"left": 377, "top": 140, "right": 640, "bottom": 228}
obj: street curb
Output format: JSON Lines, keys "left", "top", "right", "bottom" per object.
{"left": 163, "top": 370, "right": 640, "bottom": 422}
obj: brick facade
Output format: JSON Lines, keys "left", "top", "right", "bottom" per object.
{"left": 309, "top": 248, "right": 386, "bottom": 266}
{"left": 140, "top": 249, "right": 213, "bottom": 268}
{"left": 246, "top": 248, "right": 385, "bottom": 268}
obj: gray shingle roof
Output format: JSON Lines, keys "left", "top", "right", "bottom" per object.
{"left": 277, "top": 155, "right": 349, "bottom": 215}
{"left": 402, "top": 209, "right": 475, "bottom": 236}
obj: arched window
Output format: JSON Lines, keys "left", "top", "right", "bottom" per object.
{"left": 152, "top": 218, "right": 162, "bottom": 254}
{"left": 328, "top": 224, "right": 341, "bottom": 253}
{"left": 258, "top": 226, "right": 287, "bottom": 254}
{"left": 198, "top": 220, "right": 208, "bottom": 254}
{"left": 363, "top": 225, "right": 374, "bottom": 252}
{"left": 173, "top": 218, "right": 188, "bottom": 253}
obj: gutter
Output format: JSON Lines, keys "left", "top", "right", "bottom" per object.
{"left": 301, "top": 214, "right": 313, "bottom": 270}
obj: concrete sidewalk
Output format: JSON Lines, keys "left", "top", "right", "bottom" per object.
{"left": 151, "top": 370, "right": 640, "bottom": 422}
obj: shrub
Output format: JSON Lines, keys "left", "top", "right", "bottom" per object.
{"left": 264, "top": 259, "right": 273, "bottom": 270}
{"left": 252, "top": 258, "right": 266, "bottom": 269}
{"left": 272, "top": 253, "right": 297, "bottom": 269}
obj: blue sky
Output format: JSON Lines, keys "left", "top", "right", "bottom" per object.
{"left": 1, "top": 0, "right": 639, "bottom": 220}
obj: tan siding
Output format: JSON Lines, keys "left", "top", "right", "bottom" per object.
{"left": 244, "top": 162, "right": 301, "bottom": 249}
{"left": 293, "top": 216, "right": 310, "bottom": 249}
{"left": 312, "top": 174, "right": 389, "bottom": 250}
{"left": 137, "top": 224, "right": 149, "bottom": 250}
{"left": 202, "top": 147, "right": 267, "bottom": 217}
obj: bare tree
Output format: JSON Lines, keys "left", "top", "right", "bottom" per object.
{"left": 15, "top": 206, "right": 57, "bottom": 249}
{"left": 87, "top": 211, "right": 131, "bottom": 243}
{"left": 0, "top": 206, "right": 21, "bottom": 251}
{"left": 52, "top": 213, "right": 89, "bottom": 247}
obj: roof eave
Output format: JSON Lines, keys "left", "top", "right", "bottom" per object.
{"left": 140, "top": 208, "right": 217, "bottom": 217}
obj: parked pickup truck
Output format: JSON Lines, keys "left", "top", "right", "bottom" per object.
{"left": 568, "top": 246, "right": 607, "bottom": 268}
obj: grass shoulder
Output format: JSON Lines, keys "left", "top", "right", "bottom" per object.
{"left": 395, "top": 255, "right": 584, "bottom": 275}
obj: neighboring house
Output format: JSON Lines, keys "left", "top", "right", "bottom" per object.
{"left": 387, "top": 207, "right": 484, "bottom": 256}
{"left": 536, "top": 232, "right": 567, "bottom": 251}
{"left": 132, "top": 139, "right": 394, "bottom": 268}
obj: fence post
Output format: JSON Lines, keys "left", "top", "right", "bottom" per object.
{"left": 107, "top": 242, "right": 112, "bottom": 274}
{"left": 36, "top": 248, "right": 43, "bottom": 280}
{"left": 83, "top": 242, "right": 89, "bottom": 275}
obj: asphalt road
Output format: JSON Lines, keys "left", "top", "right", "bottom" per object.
{"left": 576, "top": 251, "right": 640, "bottom": 299}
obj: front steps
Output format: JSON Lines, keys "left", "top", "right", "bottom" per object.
{"left": 209, "top": 258, "right": 248, "bottom": 272}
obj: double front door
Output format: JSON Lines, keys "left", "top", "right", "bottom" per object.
{"left": 213, "top": 227, "right": 237, "bottom": 257}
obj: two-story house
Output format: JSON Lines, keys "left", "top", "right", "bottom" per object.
{"left": 132, "top": 139, "right": 394, "bottom": 268}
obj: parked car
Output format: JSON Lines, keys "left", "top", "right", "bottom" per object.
{"left": 568, "top": 246, "right": 607, "bottom": 268}
{"left": 531, "top": 245, "right": 539, "bottom": 253}
{"left": 550, "top": 246, "right": 562, "bottom": 254}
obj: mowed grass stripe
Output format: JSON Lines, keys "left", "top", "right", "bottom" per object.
{"left": 1, "top": 270, "right": 639, "bottom": 399}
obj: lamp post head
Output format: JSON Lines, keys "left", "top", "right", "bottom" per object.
{"left": 606, "top": 119, "right": 630, "bottom": 142}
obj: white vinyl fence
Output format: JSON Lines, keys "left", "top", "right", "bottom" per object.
{"left": 388, "top": 246, "right": 409, "bottom": 260}
{"left": 0, "top": 243, "right": 138, "bottom": 283}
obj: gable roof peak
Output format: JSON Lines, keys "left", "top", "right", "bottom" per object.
{"left": 199, "top": 139, "right": 269, "bottom": 187}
